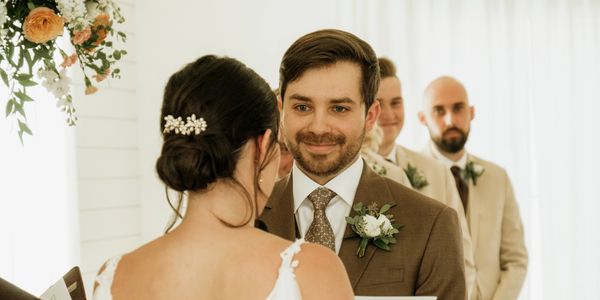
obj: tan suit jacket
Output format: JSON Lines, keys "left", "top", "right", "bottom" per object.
{"left": 423, "top": 148, "right": 528, "bottom": 300}
{"left": 260, "top": 163, "right": 467, "bottom": 299}
{"left": 361, "top": 147, "right": 411, "bottom": 186}
{"left": 389, "top": 145, "right": 477, "bottom": 298}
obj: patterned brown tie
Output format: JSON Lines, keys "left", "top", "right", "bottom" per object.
{"left": 304, "top": 187, "right": 337, "bottom": 251}
{"left": 451, "top": 166, "right": 469, "bottom": 214}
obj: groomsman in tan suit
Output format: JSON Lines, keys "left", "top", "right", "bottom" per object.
{"left": 418, "top": 76, "right": 528, "bottom": 300}
{"left": 373, "top": 58, "right": 476, "bottom": 298}
{"left": 260, "top": 29, "right": 466, "bottom": 299}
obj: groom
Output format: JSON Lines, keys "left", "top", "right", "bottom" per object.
{"left": 259, "top": 29, "right": 466, "bottom": 299}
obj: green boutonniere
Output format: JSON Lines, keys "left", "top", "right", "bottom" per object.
{"left": 345, "top": 202, "right": 403, "bottom": 257}
{"left": 404, "top": 163, "right": 429, "bottom": 190}
{"left": 463, "top": 161, "right": 485, "bottom": 185}
{"left": 370, "top": 162, "right": 388, "bottom": 176}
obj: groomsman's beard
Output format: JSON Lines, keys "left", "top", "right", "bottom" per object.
{"left": 288, "top": 130, "right": 364, "bottom": 177}
{"left": 433, "top": 127, "right": 469, "bottom": 153}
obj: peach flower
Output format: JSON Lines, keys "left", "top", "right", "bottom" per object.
{"left": 85, "top": 85, "right": 98, "bottom": 95}
{"left": 72, "top": 26, "right": 92, "bottom": 45}
{"left": 22, "top": 7, "right": 64, "bottom": 44}
{"left": 93, "top": 68, "right": 110, "bottom": 82}
{"left": 92, "top": 13, "right": 111, "bottom": 46}
{"left": 60, "top": 53, "right": 78, "bottom": 68}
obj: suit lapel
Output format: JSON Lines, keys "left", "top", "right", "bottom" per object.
{"left": 339, "top": 163, "right": 398, "bottom": 288}
{"left": 261, "top": 174, "right": 298, "bottom": 241}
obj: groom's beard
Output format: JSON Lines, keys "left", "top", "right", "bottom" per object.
{"left": 287, "top": 130, "right": 363, "bottom": 177}
{"left": 433, "top": 127, "right": 469, "bottom": 153}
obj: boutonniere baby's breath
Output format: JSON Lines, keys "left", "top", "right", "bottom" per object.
{"left": 369, "top": 161, "right": 387, "bottom": 176}
{"left": 345, "top": 202, "right": 403, "bottom": 258}
{"left": 404, "top": 163, "right": 429, "bottom": 190}
{"left": 464, "top": 161, "right": 485, "bottom": 185}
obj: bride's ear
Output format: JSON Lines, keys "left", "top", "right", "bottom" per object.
{"left": 256, "top": 129, "right": 273, "bottom": 165}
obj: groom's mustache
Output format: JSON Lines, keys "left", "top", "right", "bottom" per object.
{"left": 296, "top": 131, "right": 346, "bottom": 145}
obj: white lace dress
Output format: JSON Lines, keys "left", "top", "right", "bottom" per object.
{"left": 93, "top": 239, "right": 305, "bottom": 300}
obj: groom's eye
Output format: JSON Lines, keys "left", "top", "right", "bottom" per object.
{"left": 332, "top": 106, "right": 349, "bottom": 113}
{"left": 294, "top": 104, "right": 310, "bottom": 112}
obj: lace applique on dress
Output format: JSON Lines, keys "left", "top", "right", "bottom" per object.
{"left": 265, "top": 239, "right": 305, "bottom": 300}
{"left": 92, "top": 255, "right": 122, "bottom": 300}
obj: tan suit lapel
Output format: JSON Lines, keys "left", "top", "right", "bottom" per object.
{"left": 339, "top": 163, "right": 398, "bottom": 289}
{"left": 394, "top": 144, "right": 408, "bottom": 167}
{"left": 261, "top": 174, "right": 298, "bottom": 241}
{"left": 466, "top": 154, "right": 481, "bottom": 251}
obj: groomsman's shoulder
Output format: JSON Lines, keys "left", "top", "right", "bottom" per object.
{"left": 377, "top": 174, "right": 453, "bottom": 218}
{"left": 468, "top": 153, "right": 511, "bottom": 183}
{"left": 399, "top": 144, "right": 448, "bottom": 171}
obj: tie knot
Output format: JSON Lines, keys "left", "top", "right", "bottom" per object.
{"left": 308, "top": 187, "right": 336, "bottom": 210}
{"left": 450, "top": 166, "right": 462, "bottom": 177}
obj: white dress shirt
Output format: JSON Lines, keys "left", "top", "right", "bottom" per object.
{"left": 292, "top": 157, "right": 363, "bottom": 254}
{"left": 429, "top": 141, "right": 468, "bottom": 169}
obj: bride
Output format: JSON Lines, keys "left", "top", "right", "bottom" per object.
{"left": 93, "top": 55, "right": 353, "bottom": 299}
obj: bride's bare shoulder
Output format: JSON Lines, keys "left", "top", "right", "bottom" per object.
{"left": 294, "top": 243, "right": 354, "bottom": 300}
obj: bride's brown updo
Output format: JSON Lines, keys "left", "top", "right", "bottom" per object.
{"left": 156, "top": 55, "right": 279, "bottom": 193}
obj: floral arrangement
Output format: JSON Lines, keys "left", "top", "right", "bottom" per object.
{"left": 0, "top": 0, "right": 126, "bottom": 141}
{"left": 463, "top": 161, "right": 485, "bottom": 185}
{"left": 403, "top": 163, "right": 429, "bottom": 190}
{"left": 345, "top": 202, "right": 402, "bottom": 257}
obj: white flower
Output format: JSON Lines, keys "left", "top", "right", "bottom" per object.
{"left": 0, "top": 1, "right": 7, "bottom": 28}
{"left": 56, "top": 0, "right": 89, "bottom": 29}
{"left": 85, "top": 1, "right": 101, "bottom": 21}
{"left": 473, "top": 163, "right": 484, "bottom": 174}
{"left": 377, "top": 214, "right": 394, "bottom": 234}
{"left": 362, "top": 215, "right": 382, "bottom": 238}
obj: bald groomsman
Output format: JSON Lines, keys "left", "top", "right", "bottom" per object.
{"left": 419, "top": 76, "right": 528, "bottom": 300}
{"left": 373, "top": 58, "right": 475, "bottom": 298}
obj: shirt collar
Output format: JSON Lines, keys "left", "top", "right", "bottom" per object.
{"left": 429, "top": 141, "right": 468, "bottom": 169}
{"left": 292, "top": 157, "right": 364, "bottom": 211}
{"left": 386, "top": 145, "right": 397, "bottom": 163}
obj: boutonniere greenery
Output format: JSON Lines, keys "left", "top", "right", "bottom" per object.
{"left": 464, "top": 161, "right": 485, "bottom": 185}
{"left": 345, "top": 202, "right": 403, "bottom": 258}
{"left": 369, "top": 161, "right": 387, "bottom": 176}
{"left": 404, "top": 163, "right": 429, "bottom": 190}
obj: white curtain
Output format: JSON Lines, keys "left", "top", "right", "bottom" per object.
{"left": 340, "top": 0, "right": 600, "bottom": 299}
{"left": 0, "top": 86, "right": 80, "bottom": 295}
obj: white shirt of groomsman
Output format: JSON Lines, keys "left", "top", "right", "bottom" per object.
{"left": 418, "top": 76, "right": 528, "bottom": 300}
{"left": 374, "top": 58, "right": 475, "bottom": 298}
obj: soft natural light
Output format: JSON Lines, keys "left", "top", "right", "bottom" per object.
{"left": 0, "top": 85, "right": 79, "bottom": 295}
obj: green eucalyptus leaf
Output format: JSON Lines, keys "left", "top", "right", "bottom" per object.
{"left": 15, "top": 91, "right": 34, "bottom": 102}
{"left": 345, "top": 216, "right": 356, "bottom": 225}
{"left": 5, "top": 99, "right": 15, "bottom": 117}
{"left": 0, "top": 68, "right": 9, "bottom": 87}
{"left": 15, "top": 73, "right": 33, "bottom": 81}
{"left": 373, "top": 239, "right": 391, "bottom": 251}
{"left": 380, "top": 204, "right": 391, "bottom": 214}
{"left": 18, "top": 119, "right": 32, "bottom": 135}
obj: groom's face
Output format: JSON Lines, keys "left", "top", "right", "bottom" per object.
{"left": 281, "top": 61, "right": 379, "bottom": 183}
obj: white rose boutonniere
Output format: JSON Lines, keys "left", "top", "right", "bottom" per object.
{"left": 464, "top": 161, "right": 485, "bottom": 185}
{"left": 345, "top": 202, "right": 403, "bottom": 257}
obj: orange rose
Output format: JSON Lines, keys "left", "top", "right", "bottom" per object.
{"left": 22, "top": 7, "right": 64, "bottom": 44}
{"left": 92, "top": 13, "right": 111, "bottom": 46}
{"left": 72, "top": 26, "right": 92, "bottom": 45}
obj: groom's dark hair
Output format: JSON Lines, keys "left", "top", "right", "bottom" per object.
{"left": 278, "top": 29, "right": 380, "bottom": 112}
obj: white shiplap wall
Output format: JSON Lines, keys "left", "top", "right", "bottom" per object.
{"left": 73, "top": 1, "right": 139, "bottom": 296}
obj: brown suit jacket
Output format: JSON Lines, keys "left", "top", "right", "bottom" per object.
{"left": 259, "top": 163, "right": 467, "bottom": 299}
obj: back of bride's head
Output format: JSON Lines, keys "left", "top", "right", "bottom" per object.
{"left": 156, "top": 55, "right": 278, "bottom": 192}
